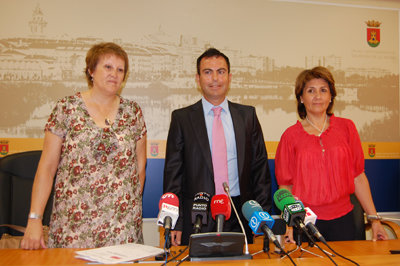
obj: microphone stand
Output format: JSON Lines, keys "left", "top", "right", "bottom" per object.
{"left": 284, "top": 227, "right": 324, "bottom": 258}
{"left": 251, "top": 236, "right": 271, "bottom": 258}
{"left": 223, "top": 183, "right": 252, "bottom": 259}
{"left": 263, "top": 235, "right": 270, "bottom": 254}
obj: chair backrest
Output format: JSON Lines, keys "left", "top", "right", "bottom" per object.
{"left": 350, "top": 193, "right": 366, "bottom": 240}
{"left": 0, "top": 151, "right": 54, "bottom": 237}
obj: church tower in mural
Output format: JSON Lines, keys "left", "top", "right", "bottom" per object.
{"left": 29, "top": 4, "right": 47, "bottom": 36}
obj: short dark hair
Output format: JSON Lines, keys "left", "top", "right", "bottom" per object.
{"left": 85, "top": 42, "right": 129, "bottom": 87}
{"left": 196, "top": 48, "right": 230, "bottom": 74}
{"left": 295, "top": 66, "right": 337, "bottom": 119}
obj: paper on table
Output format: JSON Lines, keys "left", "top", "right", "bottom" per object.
{"left": 75, "top": 243, "right": 164, "bottom": 264}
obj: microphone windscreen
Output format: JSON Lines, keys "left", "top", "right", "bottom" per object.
{"left": 191, "top": 192, "right": 211, "bottom": 224}
{"left": 223, "top": 182, "right": 229, "bottom": 192}
{"left": 271, "top": 218, "right": 287, "bottom": 235}
{"left": 241, "top": 200, "right": 263, "bottom": 221}
{"left": 159, "top": 192, "right": 179, "bottom": 209}
{"left": 273, "top": 189, "right": 296, "bottom": 211}
{"left": 210, "top": 194, "right": 231, "bottom": 220}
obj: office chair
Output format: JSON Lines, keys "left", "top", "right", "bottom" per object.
{"left": 0, "top": 151, "right": 54, "bottom": 237}
{"left": 350, "top": 193, "right": 366, "bottom": 240}
{"left": 351, "top": 193, "right": 399, "bottom": 240}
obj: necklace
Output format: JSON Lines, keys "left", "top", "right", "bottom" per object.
{"left": 306, "top": 114, "right": 327, "bottom": 137}
{"left": 87, "top": 91, "right": 117, "bottom": 127}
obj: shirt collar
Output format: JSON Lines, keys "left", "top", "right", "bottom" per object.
{"left": 202, "top": 97, "right": 229, "bottom": 115}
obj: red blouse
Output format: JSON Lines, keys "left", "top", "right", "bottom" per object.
{"left": 275, "top": 115, "right": 364, "bottom": 220}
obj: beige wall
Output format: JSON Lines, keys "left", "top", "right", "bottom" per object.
{"left": 0, "top": 0, "right": 399, "bottom": 157}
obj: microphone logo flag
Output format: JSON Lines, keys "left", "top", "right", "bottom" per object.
{"left": 194, "top": 193, "right": 210, "bottom": 202}
{"left": 282, "top": 203, "right": 303, "bottom": 225}
{"left": 161, "top": 193, "right": 176, "bottom": 200}
{"left": 249, "top": 211, "right": 275, "bottom": 235}
{"left": 250, "top": 216, "right": 260, "bottom": 231}
{"left": 287, "top": 203, "right": 303, "bottom": 212}
{"left": 282, "top": 209, "right": 289, "bottom": 224}
{"left": 213, "top": 198, "right": 226, "bottom": 205}
{"left": 161, "top": 202, "right": 179, "bottom": 213}
{"left": 157, "top": 202, "right": 179, "bottom": 228}
{"left": 304, "top": 207, "right": 317, "bottom": 225}
{"left": 259, "top": 212, "right": 272, "bottom": 220}
{"left": 192, "top": 203, "right": 207, "bottom": 212}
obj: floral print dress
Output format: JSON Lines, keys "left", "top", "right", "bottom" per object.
{"left": 46, "top": 92, "right": 146, "bottom": 248}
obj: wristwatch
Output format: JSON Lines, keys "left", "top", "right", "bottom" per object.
{"left": 28, "top": 212, "right": 43, "bottom": 220}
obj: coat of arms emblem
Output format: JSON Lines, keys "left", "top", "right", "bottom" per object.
{"left": 0, "top": 140, "right": 9, "bottom": 156}
{"left": 368, "top": 144, "right": 376, "bottom": 158}
{"left": 366, "top": 20, "right": 381, "bottom": 48}
{"left": 150, "top": 142, "right": 159, "bottom": 157}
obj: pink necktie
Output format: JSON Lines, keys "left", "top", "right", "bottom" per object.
{"left": 212, "top": 107, "right": 229, "bottom": 195}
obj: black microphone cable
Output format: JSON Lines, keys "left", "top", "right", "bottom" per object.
{"left": 257, "top": 224, "right": 297, "bottom": 265}
{"left": 161, "top": 245, "right": 189, "bottom": 266}
{"left": 254, "top": 233, "right": 297, "bottom": 266}
{"left": 256, "top": 235, "right": 297, "bottom": 266}
{"left": 321, "top": 241, "right": 360, "bottom": 266}
{"left": 279, "top": 247, "right": 297, "bottom": 266}
{"left": 263, "top": 226, "right": 297, "bottom": 266}
{"left": 299, "top": 224, "right": 338, "bottom": 266}
{"left": 306, "top": 224, "right": 360, "bottom": 266}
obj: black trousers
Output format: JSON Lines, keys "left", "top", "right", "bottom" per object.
{"left": 295, "top": 210, "right": 356, "bottom": 243}
{"left": 315, "top": 210, "right": 356, "bottom": 241}
{"left": 224, "top": 196, "right": 254, "bottom": 244}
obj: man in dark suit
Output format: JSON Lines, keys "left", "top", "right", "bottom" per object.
{"left": 163, "top": 48, "right": 272, "bottom": 246}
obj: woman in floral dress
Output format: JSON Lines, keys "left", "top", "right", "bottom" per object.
{"left": 21, "top": 42, "right": 147, "bottom": 249}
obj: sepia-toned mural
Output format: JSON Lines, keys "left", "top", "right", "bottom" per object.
{"left": 0, "top": 0, "right": 399, "bottom": 157}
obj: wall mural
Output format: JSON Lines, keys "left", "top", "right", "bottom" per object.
{"left": 0, "top": 0, "right": 399, "bottom": 158}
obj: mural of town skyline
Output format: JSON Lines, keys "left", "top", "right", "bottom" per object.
{"left": 0, "top": 0, "right": 399, "bottom": 142}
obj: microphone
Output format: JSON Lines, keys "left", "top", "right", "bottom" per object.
{"left": 294, "top": 197, "right": 327, "bottom": 244}
{"left": 223, "top": 182, "right": 229, "bottom": 194}
{"left": 304, "top": 207, "right": 327, "bottom": 244}
{"left": 304, "top": 206, "right": 317, "bottom": 225}
{"left": 223, "top": 182, "right": 250, "bottom": 256}
{"left": 157, "top": 192, "right": 179, "bottom": 237}
{"left": 191, "top": 192, "right": 211, "bottom": 234}
{"left": 299, "top": 202, "right": 356, "bottom": 265}
{"left": 270, "top": 216, "right": 287, "bottom": 253}
{"left": 241, "top": 200, "right": 283, "bottom": 250}
{"left": 210, "top": 194, "right": 231, "bottom": 233}
{"left": 271, "top": 216, "right": 287, "bottom": 235}
{"left": 273, "top": 189, "right": 306, "bottom": 230}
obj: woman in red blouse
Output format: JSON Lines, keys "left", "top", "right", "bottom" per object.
{"left": 275, "top": 66, "right": 387, "bottom": 242}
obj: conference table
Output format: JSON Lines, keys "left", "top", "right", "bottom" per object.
{"left": 1, "top": 239, "right": 399, "bottom": 265}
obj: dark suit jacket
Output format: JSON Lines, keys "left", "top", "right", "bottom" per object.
{"left": 163, "top": 100, "right": 272, "bottom": 245}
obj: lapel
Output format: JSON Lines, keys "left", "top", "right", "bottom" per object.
{"left": 189, "top": 100, "right": 213, "bottom": 174}
{"left": 229, "top": 101, "right": 245, "bottom": 179}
